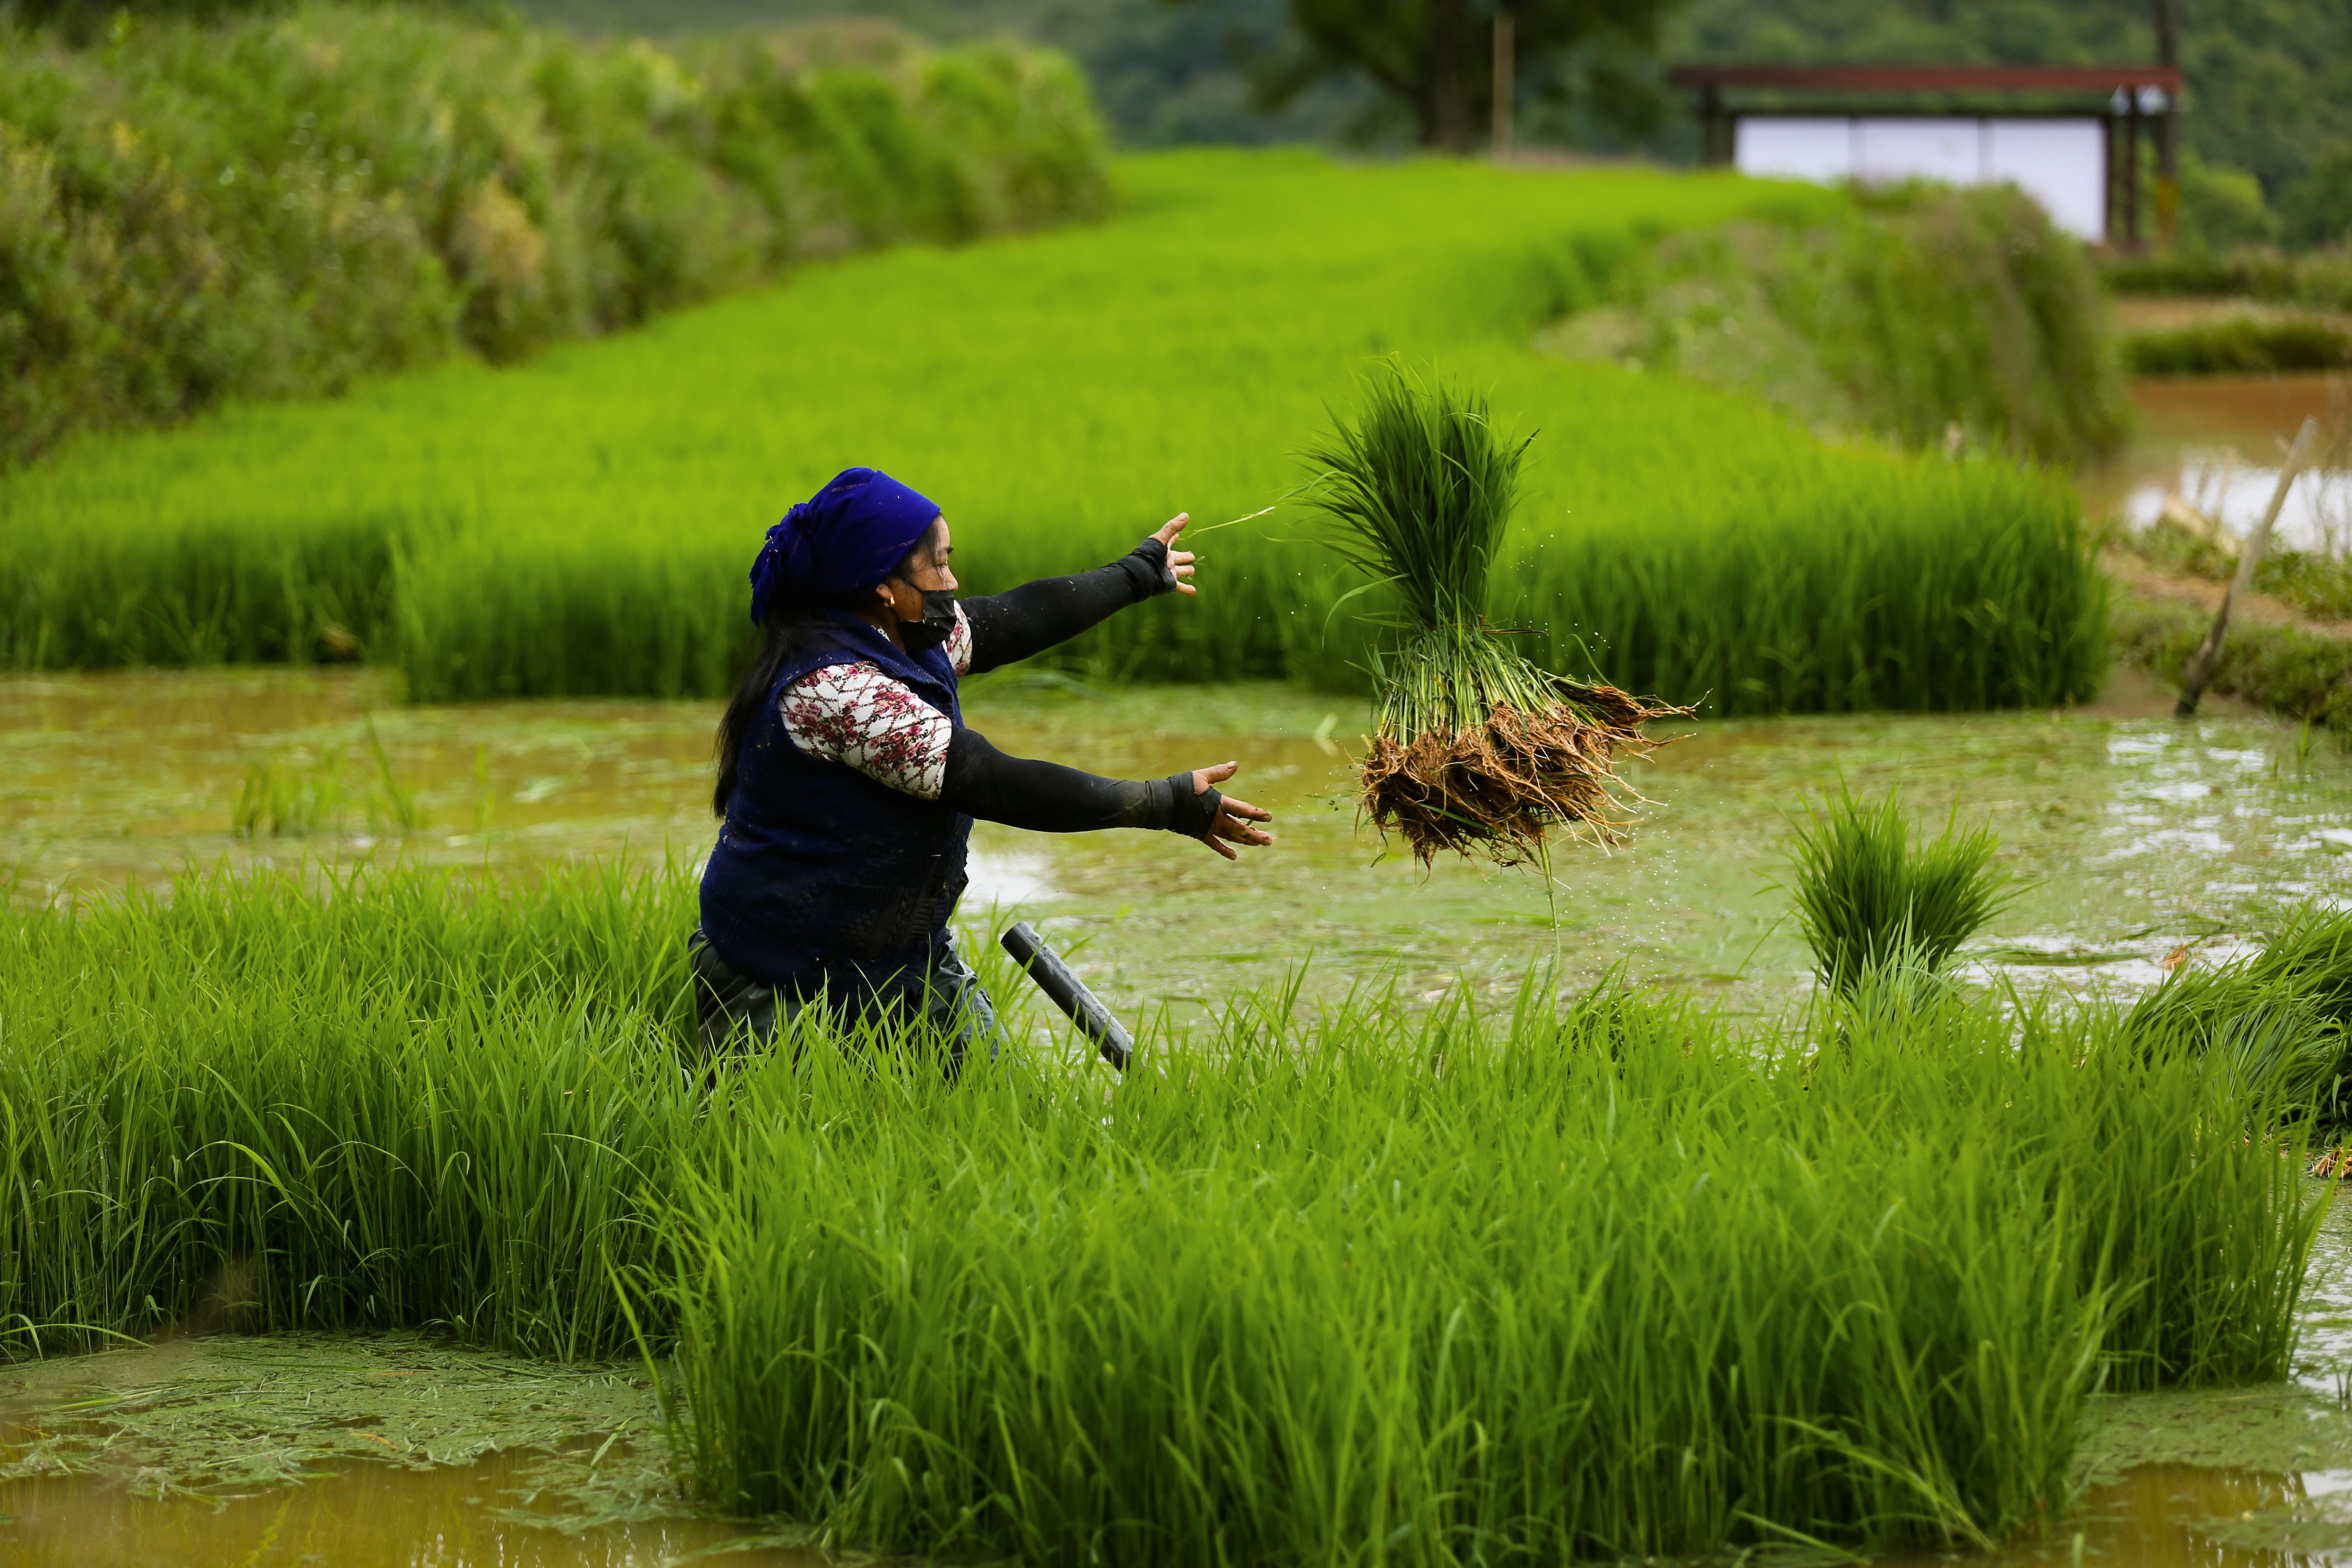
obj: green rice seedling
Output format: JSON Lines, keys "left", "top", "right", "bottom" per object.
{"left": 0, "top": 859, "right": 2320, "bottom": 1560}
{"left": 228, "top": 724, "right": 425, "bottom": 839}
{"left": 663, "top": 956, "right": 2311, "bottom": 1561}
{"left": 1785, "top": 787, "right": 2013, "bottom": 994}
{"left": 232, "top": 746, "right": 352, "bottom": 840}
{"left": 2127, "top": 904, "right": 2352, "bottom": 1125}
{"left": 1301, "top": 363, "right": 1685, "bottom": 864}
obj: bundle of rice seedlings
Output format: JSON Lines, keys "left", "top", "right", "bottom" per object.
{"left": 1784, "top": 787, "right": 2014, "bottom": 996}
{"left": 1302, "top": 364, "right": 1687, "bottom": 866}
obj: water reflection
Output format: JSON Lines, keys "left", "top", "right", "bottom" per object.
{"left": 2120, "top": 449, "right": 2352, "bottom": 556}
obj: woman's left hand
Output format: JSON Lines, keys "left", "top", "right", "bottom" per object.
{"left": 1153, "top": 514, "right": 1198, "bottom": 597}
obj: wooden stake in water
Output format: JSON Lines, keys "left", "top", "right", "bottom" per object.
{"left": 2175, "top": 416, "right": 2323, "bottom": 718}
{"left": 1492, "top": 11, "right": 1515, "bottom": 158}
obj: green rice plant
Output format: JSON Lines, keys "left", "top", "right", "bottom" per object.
{"left": 0, "top": 152, "right": 2106, "bottom": 716}
{"left": 1300, "top": 363, "right": 1683, "bottom": 865}
{"left": 0, "top": 861, "right": 2321, "bottom": 1562}
{"left": 663, "top": 964, "right": 2309, "bottom": 1561}
{"left": 2126, "top": 904, "right": 2352, "bottom": 1126}
{"left": 1784, "top": 787, "right": 2013, "bottom": 994}
{"left": 227, "top": 722, "right": 425, "bottom": 839}
{"left": 2102, "top": 245, "right": 2352, "bottom": 314}
{"left": 232, "top": 746, "right": 352, "bottom": 840}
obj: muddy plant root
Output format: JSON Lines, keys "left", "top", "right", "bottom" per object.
{"left": 1361, "top": 691, "right": 1689, "bottom": 866}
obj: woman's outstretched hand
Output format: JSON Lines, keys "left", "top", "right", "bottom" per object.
{"left": 1190, "top": 760, "right": 1273, "bottom": 860}
{"left": 1154, "top": 514, "right": 1198, "bottom": 596}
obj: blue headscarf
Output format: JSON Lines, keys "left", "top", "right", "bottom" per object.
{"left": 748, "top": 467, "right": 942, "bottom": 624}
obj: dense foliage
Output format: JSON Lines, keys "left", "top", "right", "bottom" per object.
{"left": 0, "top": 2, "right": 1111, "bottom": 463}
{"left": 1539, "top": 181, "right": 2129, "bottom": 463}
{"left": 0, "top": 860, "right": 2321, "bottom": 1558}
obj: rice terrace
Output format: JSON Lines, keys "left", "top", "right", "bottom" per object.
{"left": 8, "top": 0, "right": 2352, "bottom": 1564}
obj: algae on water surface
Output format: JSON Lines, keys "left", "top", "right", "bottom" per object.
{"left": 0, "top": 1333, "right": 668, "bottom": 1516}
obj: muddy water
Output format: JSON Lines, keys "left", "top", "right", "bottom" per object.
{"left": 0, "top": 1332, "right": 809, "bottom": 1565}
{"left": 0, "top": 1451, "right": 807, "bottom": 1567}
{"left": 7, "top": 665, "right": 2352, "bottom": 1015}
{"left": 2085, "top": 372, "right": 2350, "bottom": 552}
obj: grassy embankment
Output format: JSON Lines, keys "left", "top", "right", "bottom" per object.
{"left": 2106, "top": 406, "right": 2352, "bottom": 726}
{"left": 1537, "top": 181, "right": 2132, "bottom": 465}
{"left": 1, "top": 146, "right": 2106, "bottom": 717}
{"left": 0, "top": 3, "right": 1111, "bottom": 466}
{"left": 0, "top": 860, "right": 2319, "bottom": 1559}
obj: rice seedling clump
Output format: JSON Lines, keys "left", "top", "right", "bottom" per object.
{"left": 1785, "top": 787, "right": 2014, "bottom": 995}
{"left": 1304, "top": 364, "right": 1687, "bottom": 865}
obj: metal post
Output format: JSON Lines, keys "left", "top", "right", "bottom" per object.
{"left": 1492, "top": 10, "right": 1515, "bottom": 158}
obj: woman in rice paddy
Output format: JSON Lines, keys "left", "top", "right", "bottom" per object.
{"left": 694, "top": 468, "right": 1274, "bottom": 1065}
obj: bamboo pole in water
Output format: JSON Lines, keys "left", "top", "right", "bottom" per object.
{"left": 2175, "top": 415, "right": 2323, "bottom": 717}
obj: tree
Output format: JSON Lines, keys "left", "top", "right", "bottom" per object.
{"left": 1222, "top": 0, "right": 1679, "bottom": 153}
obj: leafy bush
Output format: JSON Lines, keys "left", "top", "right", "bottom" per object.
{"left": 0, "top": 2, "right": 1112, "bottom": 465}
{"left": 1539, "top": 181, "right": 2130, "bottom": 464}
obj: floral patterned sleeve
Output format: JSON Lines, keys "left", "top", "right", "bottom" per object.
{"left": 946, "top": 601, "right": 973, "bottom": 676}
{"left": 780, "top": 662, "right": 954, "bottom": 800}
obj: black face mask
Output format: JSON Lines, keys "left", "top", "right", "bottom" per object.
{"left": 897, "top": 587, "right": 958, "bottom": 653}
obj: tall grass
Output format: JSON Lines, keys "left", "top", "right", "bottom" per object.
{"left": 0, "top": 151, "right": 2107, "bottom": 713}
{"left": 0, "top": 861, "right": 2320, "bottom": 1558}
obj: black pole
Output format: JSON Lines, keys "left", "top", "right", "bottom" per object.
{"left": 1000, "top": 921, "right": 1134, "bottom": 1070}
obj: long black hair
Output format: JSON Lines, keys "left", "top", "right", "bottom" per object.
{"left": 712, "top": 523, "right": 942, "bottom": 817}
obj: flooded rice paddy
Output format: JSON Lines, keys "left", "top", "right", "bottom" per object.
{"left": 13, "top": 365, "right": 2352, "bottom": 1564}
{"left": 0, "top": 662, "right": 2343, "bottom": 1019}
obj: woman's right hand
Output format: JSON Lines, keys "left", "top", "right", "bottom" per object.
{"left": 1189, "top": 760, "right": 1273, "bottom": 860}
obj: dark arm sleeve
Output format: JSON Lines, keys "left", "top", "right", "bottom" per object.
{"left": 941, "top": 727, "right": 1219, "bottom": 837}
{"left": 963, "top": 537, "right": 1177, "bottom": 675}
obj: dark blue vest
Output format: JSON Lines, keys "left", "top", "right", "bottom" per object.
{"left": 699, "top": 612, "right": 970, "bottom": 992}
